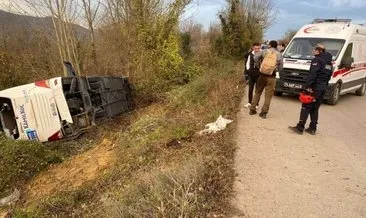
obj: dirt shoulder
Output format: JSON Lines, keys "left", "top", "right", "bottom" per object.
{"left": 24, "top": 138, "right": 116, "bottom": 206}
{"left": 232, "top": 94, "right": 366, "bottom": 217}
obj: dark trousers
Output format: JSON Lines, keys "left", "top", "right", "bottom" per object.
{"left": 297, "top": 89, "right": 326, "bottom": 131}
{"left": 250, "top": 75, "right": 276, "bottom": 113}
{"left": 248, "top": 75, "right": 259, "bottom": 104}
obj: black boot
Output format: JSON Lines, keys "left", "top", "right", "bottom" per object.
{"left": 305, "top": 128, "right": 316, "bottom": 135}
{"left": 259, "top": 112, "right": 267, "bottom": 119}
{"left": 290, "top": 105, "right": 310, "bottom": 135}
{"left": 288, "top": 126, "right": 303, "bottom": 135}
{"left": 249, "top": 110, "right": 257, "bottom": 115}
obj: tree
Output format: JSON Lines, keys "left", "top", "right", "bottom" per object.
{"left": 81, "top": 0, "right": 101, "bottom": 71}
{"left": 180, "top": 32, "right": 192, "bottom": 58}
{"left": 280, "top": 29, "right": 297, "bottom": 44}
{"left": 216, "top": 0, "right": 275, "bottom": 59}
{"left": 101, "top": 0, "right": 192, "bottom": 94}
{"left": 11, "top": 0, "right": 83, "bottom": 76}
{"left": 180, "top": 20, "right": 204, "bottom": 57}
{"left": 2, "top": 0, "right": 193, "bottom": 96}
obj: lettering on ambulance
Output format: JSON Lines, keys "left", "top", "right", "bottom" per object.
{"left": 304, "top": 26, "right": 320, "bottom": 33}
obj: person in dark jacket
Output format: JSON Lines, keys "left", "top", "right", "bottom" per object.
{"left": 278, "top": 43, "right": 286, "bottom": 53}
{"left": 244, "top": 42, "right": 261, "bottom": 108}
{"left": 289, "top": 44, "right": 333, "bottom": 135}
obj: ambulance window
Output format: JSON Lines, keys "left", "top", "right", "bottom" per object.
{"left": 343, "top": 43, "right": 353, "bottom": 59}
{"left": 284, "top": 38, "right": 344, "bottom": 60}
{"left": 340, "top": 43, "right": 353, "bottom": 67}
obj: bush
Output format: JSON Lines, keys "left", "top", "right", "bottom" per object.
{"left": 0, "top": 135, "right": 62, "bottom": 197}
{"left": 0, "top": 52, "right": 30, "bottom": 90}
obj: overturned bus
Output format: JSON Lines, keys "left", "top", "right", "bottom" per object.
{"left": 0, "top": 73, "right": 132, "bottom": 142}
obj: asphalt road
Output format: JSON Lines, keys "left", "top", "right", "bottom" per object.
{"left": 232, "top": 92, "right": 366, "bottom": 217}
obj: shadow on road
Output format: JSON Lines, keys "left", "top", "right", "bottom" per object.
{"left": 274, "top": 92, "right": 365, "bottom": 108}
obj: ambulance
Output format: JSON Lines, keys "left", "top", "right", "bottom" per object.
{"left": 275, "top": 19, "right": 366, "bottom": 105}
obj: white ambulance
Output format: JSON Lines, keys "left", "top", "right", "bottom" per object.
{"left": 276, "top": 19, "right": 366, "bottom": 105}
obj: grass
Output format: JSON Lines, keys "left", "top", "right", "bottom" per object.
{"left": 103, "top": 131, "right": 238, "bottom": 217}
{"left": 0, "top": 127, "right": 102, "bottom": 199}
{"left": 12, "top": 57, "right": 244, "bottom": 217}
{"left": 105, "top": 157, "right": 205, "bottom": 217}
{"left": 0, "top": 136, "right": 60, "bottom": 198}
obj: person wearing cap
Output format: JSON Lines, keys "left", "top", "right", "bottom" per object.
{"left": 289, "top": 44, "right": 333, "bottom": 135}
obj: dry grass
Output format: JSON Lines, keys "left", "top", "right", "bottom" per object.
{"left": 14, "top": 57, "right": 244, "bottom": 217}
{"left": 0, "top": 132, "right": 100, "bottom": 199}
{"left": 105, "top": 157, "right": 205, "bottom": 217}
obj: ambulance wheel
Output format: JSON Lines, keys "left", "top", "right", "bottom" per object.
{"left": 355, "top": 80, "right": 366, "bottom": 96}
{"left": 327, "top": 83, "right": 340, "bottom": 105}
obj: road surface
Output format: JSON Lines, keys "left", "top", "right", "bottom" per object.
{"left": 233, "top": 93, "right": 366, "bottom": 217}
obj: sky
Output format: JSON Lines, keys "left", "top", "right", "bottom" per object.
{"left": 1, "top": 0, "right": 366, "bottom": 40}
{"left": 184, "top": 0, "right": 366, "bottom": 40}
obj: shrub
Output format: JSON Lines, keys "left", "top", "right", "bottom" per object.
{"left": 0, "top": 135, "right": 62, "bottom": 197}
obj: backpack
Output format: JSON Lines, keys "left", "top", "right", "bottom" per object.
{"left": 260, "top": 50, "right": 277, "bottom": 75}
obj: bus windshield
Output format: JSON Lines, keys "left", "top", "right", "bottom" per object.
{"left": 283, "top": 38, "right": 345, "bottom": 60}
{"left": 0, "top": 98, "right": 19, "bottom": 139}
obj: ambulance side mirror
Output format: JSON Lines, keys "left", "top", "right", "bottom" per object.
{"left": 340, "top": 57, "right": 354, "bottom": 69}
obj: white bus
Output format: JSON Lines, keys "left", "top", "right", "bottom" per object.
{"left": 0, "top": 75, "right": 131, "bottom": 142}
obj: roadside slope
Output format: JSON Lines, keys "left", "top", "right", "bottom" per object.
{"left": 25, "top": 138, "right": 116, "bottom": 206}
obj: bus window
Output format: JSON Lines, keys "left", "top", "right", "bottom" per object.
{"left": 0, "top": 98, "right": 19, "bottom": 139}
